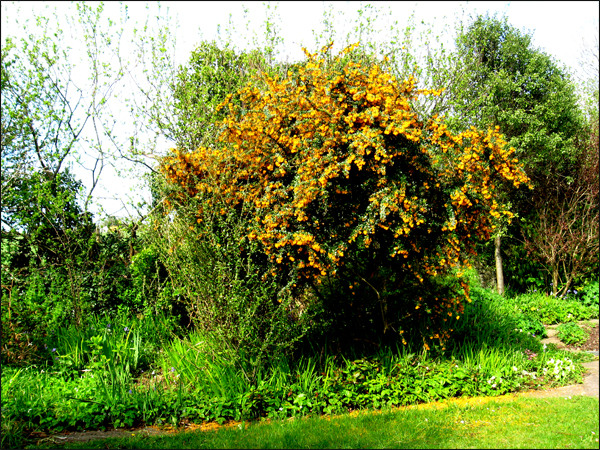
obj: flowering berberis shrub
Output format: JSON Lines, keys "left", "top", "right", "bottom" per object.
{"left": 161, "top": 43, "right": 530, "bottom": 350}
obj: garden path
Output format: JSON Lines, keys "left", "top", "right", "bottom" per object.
{"left": 519, "top": 319, "right": 599, "bottom": 399}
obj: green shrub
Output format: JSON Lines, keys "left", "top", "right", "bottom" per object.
{"left": 42, "top": 311, "right": 180, "bottom": 374}
{"left": 122, "top": 244, "right": 175, "bottom": 314}
{"left": 577, "top": 281, "right": 599, "bottom": 309}
{"left": 515, "top": 315, "right": 547, "bottom": 338}
{"left": 556, "top": 322, "right": 589, "bottom": 346}
{"left": 151, "top": 191, "right": 311, "bottom": 380}
{"left": 445, "top": 285, "right": 542, "bottom": 353}
{"left": 2, "top": 339, "right": 589, "bottom": 438}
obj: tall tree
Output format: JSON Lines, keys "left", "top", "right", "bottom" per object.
{"left": 448, "top": 13, "right": 586, "bottom": 294}
{"left": 1, "top": 2, "right": 128, "bottom": 218}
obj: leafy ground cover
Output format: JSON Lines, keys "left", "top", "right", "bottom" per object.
{"left": 557, "top": 322, "right": 594, "bottom": 347}
{"left": 2, "top": 277, "right": 598, "bottom": 449}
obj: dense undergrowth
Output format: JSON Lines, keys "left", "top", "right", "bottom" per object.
{"left": 2, "top": 274, "right": 597, "bottom": 449}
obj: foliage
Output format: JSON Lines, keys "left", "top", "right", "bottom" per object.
{"left": 1, "top": 332, "right": 587, "bottom": 442}
{"left": 150, "top": 182, "right": 311, "bottom": 377}
{"left": 3, "top": 282, "right": 598, "bottom": 445}
{"left": 0, "top": 217, "right": 168, "bottom": 366}
{"left": 43, "top": 310, "right": 179, "bottom": 373}
{"left": 448, "top": 13, "right": 588, "bottom": 295}
{"left": 161, "top": 43, "right": 530, "bottom": 348}
{"left": 450, "top": 13, "right": 585, "bottom": 178}
{"left": 577, "top": 281, "right": 599, "bottom": 309}
{"left": 504, "top": 291, "right": 598, "bottom": 325}
{"left": 514, "top": 316, "right": 548, "bottom": 339}
{"left": 0, "top": 1, "right": 156, "bottom": 364}
{"left": 0, "top": 2, "right": 128, "bottom": 213}
{"left": 443, "top": 283, "right": 549, "bottom": 351}
{"left": 522, "top": 125, "right": 599, "bottom": 296}
{"left": 1, "top": 170, "right": 92, "bottom": 264}
{"left": 170, "top": 41, "right": 286, "bottom": 153}
{"left": 557, "top": 322, "right": 590, "bottom": 346}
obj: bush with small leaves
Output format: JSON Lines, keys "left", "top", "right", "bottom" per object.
{"left": 161, "top": 43, "right": 530, "bottom": 349}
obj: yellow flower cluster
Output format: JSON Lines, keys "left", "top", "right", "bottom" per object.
{"left": 161, "top": 43, "right": 530, "bottom": 346}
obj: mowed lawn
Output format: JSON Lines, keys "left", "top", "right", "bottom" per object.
{"left": 29, "top": 394, "right": 600, "bottom": 449}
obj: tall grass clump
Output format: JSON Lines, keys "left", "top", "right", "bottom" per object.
{"left": 41, "top": 311, "right": 180, "bottom": 375}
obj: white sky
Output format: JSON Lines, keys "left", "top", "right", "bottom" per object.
{"left": 2, "top": 1, "right": 598, "bottom": 219}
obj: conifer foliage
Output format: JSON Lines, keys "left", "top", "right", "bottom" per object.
{"left": 161, "top": 43, "right": 530, "bottom": 348}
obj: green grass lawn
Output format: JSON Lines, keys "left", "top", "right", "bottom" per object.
{"left": 28, "top": 394, "right": 599, "bottom": 449}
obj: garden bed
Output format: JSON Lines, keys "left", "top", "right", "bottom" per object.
{"left": 543, "top": 320, "right": 599, "bottom": 353}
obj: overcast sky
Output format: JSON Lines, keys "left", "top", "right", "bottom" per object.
{"left": 2, "top": 1, "right": 598, "bottom": 218}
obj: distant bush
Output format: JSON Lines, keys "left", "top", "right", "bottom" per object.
{"left": 505, "top": 291, "right": 598, "bottom": 325}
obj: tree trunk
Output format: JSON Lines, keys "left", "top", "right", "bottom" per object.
{"left": 495, "top": 235, "right": 505, "bottom": 296}
{"left": 552, "top": 266, "right": 559, "bottom": 296}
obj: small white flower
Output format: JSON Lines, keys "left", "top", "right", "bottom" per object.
{"left": 492, "top": 383, "right": 496, "bottom": 388}
{"left": 512, "top": 366, "right": 518, "bottom": 372}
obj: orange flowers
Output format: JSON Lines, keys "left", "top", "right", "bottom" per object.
{"left": 159, "top": 43, "right": 530, "bottom": 348}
